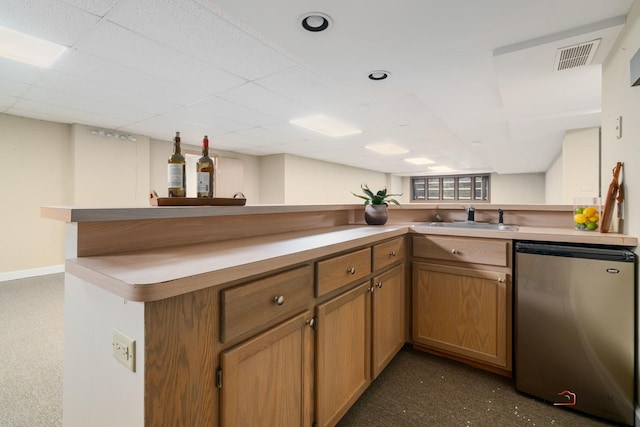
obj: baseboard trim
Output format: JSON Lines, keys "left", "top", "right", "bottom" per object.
{"left": 0, "top": 265, "right": 65, "bottom": 282}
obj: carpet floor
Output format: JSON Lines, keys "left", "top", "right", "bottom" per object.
{"left": 0, "top": 274, "right": 627, "bottom": 426}
{"left": 339, "top": 346, "right": 623, "bottom": 426}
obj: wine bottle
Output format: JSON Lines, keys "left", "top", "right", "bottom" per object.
{"left": 197, "top": 135, "right": 215, "bottom": 198}
{"left": 167, "top": 131, "right": 186, "bottom": 197}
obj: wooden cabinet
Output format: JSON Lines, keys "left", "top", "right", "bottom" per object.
{"left": 220, "top": 265, "right": 313, "bottom": 343}
{"left": 316, "top": 247, "right": 371, "bottom": 296}
{"left": 217, "top": 266, "right": 314, "bottom": 426}
{"left": 411, "top": 235, "right": 512, "bottom": 374}
{"left": 315, "top": 283, "right": 371, "bottom": 427}
{"left": 371, "top": 263, "right": 405, "bottom": 378}
{"left": 315, "top": 239, "right": 406, "bottom": 426}
{"left": 219, "top": 311, "right": 313, "bottom": 426}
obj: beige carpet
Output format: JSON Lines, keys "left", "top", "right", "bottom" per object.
{"left": 0, "top": 274, "right": 63, "bottom": 427}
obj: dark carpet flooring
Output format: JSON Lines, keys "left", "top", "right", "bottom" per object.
{"left": 339, "top": 346, "right": 623, "bottom": 427}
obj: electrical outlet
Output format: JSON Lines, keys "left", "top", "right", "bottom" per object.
{"left": 112, "top": 329, "right": 135, "bottom": 372}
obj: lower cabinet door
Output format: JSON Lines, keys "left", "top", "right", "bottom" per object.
{"left": 372, "top": 264, "right": 405, "bottom": 378}
{"left": 412, "top": 262, "right": 510, "bottom": 369}
{"left": 315, "top": 282, "right": 371, "bottom": 427}
{"left": 219, "top": 311, "right": 313, "bottom": 427}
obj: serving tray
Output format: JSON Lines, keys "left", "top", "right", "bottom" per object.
{"left": 149, "top": 191, "right": 246, "bottom": 206}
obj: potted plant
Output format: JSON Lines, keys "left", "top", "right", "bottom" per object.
{"left": 352, "top": 184, "right": 401, "bottom": 225}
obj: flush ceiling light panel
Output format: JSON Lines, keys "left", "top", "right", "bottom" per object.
{"left": 300, "top": 13, "right": 332, "bottom": 32}
{"left": 365, "top": 144, "right": 408, "bottom": 154}
{"left": 405, "top": 157, "right": 435, "bottom": 165}
{"left": 0, "top": 25, "right": 67, "bottom": 68}
{"left": 290, "top": 115, "right": 361, "bottom": 137}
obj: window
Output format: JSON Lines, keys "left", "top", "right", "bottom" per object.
{"left": 411, "top": 174, "right": 490, "bottom": 202}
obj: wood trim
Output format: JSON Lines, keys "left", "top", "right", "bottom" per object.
{"left": 76, "top": 210, "right": 353, "bottom": 256}
{"left": 144, "top": 286, "right": 218, "bottom": 426}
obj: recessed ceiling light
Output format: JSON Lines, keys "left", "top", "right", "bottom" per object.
{"left": 405, "top": 157, "right": 435, "bottom": 165}
{"left": 300, "top": 13, "right": 332, "bottom": 32}
{"left": 365, "top": 144, "right": 408, "bottom": 155}
{"left": 368, "top": 70, "right": 390, "bottom": 81}
{"left": 290, "top": 115, "right": 361, "bottom": 137}
{"left": 0, "top": 25, "right": 67, "bottom": 68}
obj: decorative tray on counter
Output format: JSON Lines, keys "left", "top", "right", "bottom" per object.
{"left": 149, "top": 191, "right": 246, "bottom": 206}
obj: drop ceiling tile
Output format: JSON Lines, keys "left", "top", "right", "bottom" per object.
{"left": 107, "top": 0, "right": 298, "bottom": 81}
{"left": 74, "top": 21, "right": 246, "bottom": 95}
{"left": 0, "top": 58, "right": 46, "bottom": 85}
{"left": 10, "top": 99, "right": 133, "bottom": 129}
{"left": 0, "top": 0, "right": 101, "bottom": 45}
{"left": 218, "top": 82, "right": 314, "bottom": 121}
{"left": 0, "top": 94, "right": 18, "bottom": 109}
{"left": 187, "top": 96, "right": 282, "bottom": 127}
{"left": 256, "top": 66, "right": 362, "bottom": 111}
{"left": 160, "top": 107, "right": 251, "bottom": 134}
{"left": 0, "top": 79, "right": 31, "bottom": 98}
{"left": 22, "top": 86, "right": 154, "bottom": 123}
{"left": 53, "top": 50, "right": 205, "bottom": 106}
{"left": 61, "top": 0, "right": 120, "bottom": 16}
{"left": 38, "top": 70, "right": 176, "bottom": 114}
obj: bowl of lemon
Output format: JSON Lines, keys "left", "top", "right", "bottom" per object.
{"left": 573, "top": 197, "right": 601, "bottom": 231}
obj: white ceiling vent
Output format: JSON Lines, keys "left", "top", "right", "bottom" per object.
{"left": 554, "top": 39, "right": 601, "bottom": 71}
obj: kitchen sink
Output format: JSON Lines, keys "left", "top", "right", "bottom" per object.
{"left": 417, "top": 221, "right": 519, "bottom": 231}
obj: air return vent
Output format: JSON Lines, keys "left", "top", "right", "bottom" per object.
{"left": 554, "top": 39, "right": 600, "bottom": 71}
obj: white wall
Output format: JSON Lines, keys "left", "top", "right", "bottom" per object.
{"left": 0, "top": 114, "right": 70, "bottom": 275}
{"left": 490, "top": 173, "right": 545, "bottom": 204}
{"left": 562, "top": 127, "right": 600, "bottom": 203}
{"left": 602, "top": 0, "right": 640, "bottom": 238}
{"left": 281, "top": 154, "right": 389, "bottom": 204}
{"left": 545, "top": 154, "right": 563, "bottom": 204}
{"left": 259, "top": 154, "right": 286, "bottom": 204}
{"left": 71, "top": 124, "right": 150, "bottom": 206}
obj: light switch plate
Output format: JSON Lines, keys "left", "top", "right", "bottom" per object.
{"left": 112, "top": 329, "right": 135, "bottom": 372}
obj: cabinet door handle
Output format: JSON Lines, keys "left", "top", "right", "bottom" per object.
{"left": 497, "top": 277, "right": 505, "bottom": 284}
{"left": 451, "top": 248, "right": 459, "bottom": 255}
{"left": 389, "top": 251, "right": 397, "bottom": 257}
{"left": 347, "top": 267, "right": 356, "bottom": 275}
{"left": 273, "top": 295, "right": 285, "bottom": 305}
{"left": 369, "top": 285, "right": 375, "bottom": 293}
{"left": 376, "top": 282, "right": 383, "bottom": 288}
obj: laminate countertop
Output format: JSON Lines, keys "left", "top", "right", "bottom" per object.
{"left": 64, "top": 223, "right": 636, "bottom": 302}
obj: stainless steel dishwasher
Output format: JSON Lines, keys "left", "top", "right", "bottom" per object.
{"left": 515, "top": 242, "right": 636, "bottom": 425}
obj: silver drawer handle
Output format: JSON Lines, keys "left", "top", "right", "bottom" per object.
{"left": 273, "top": 295, "right": 285, "bottom": 305}
{"left": 389, "top": 251, "right": 397, "bottom": 257}
{"left": 376, "top": 282, "right": 383, "bottom": 288}
{"left": 451, "top": 248, "right": 459, "bottom": 255}
{"left": 347, "top": 267, "right": 356, "bottom": 275}
{"left": 497, "top": 277, "right": 505, "bottom": 284}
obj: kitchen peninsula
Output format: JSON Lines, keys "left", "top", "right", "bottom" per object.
{"left": 42, "top": 203, "right": 637, "bottom": 427}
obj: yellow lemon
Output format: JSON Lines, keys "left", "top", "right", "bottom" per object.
{"left": 589, "top": 214, "right": 599, "bottom": 223}
{"left": 574, "top": 213, "right": 587, "bottom": 224}
{"left": 583, "top": 207, "right": 597, "bottom": 217}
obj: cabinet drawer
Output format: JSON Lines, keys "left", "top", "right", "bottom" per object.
{"left": 373, "top": 237, "right": 405, "bottom": 271}
{"left": 316, "top": 248, "right": 371, "bottom": 296}
{"left": 412, "top": 235, "right": 509, "bottom": 267}
{"left": 221, "top": 265, "right": 313, "bottom": 343}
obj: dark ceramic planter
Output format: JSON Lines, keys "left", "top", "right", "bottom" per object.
{"left": 364, "top": 204, "right": 388, "bottom": 225}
